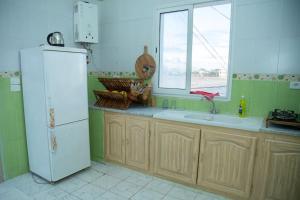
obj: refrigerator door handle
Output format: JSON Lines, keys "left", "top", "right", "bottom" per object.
{"left": 51, "top": 133, "right": 57, "bottom": 152}
{"left": 49, "top": 108, "right": 55, "bottom": 128}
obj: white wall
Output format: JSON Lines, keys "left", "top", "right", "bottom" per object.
{"left": 0, "top": 0, "right": 102, "bottom": 72}
{"left": 1, "top": 0, "right": 298, "bottom": 74}
{"left": 232, "top": 0, "right": 300, "bottom": 74}
{"left": 99, "top": 0, "right": 300, "bottom": 74}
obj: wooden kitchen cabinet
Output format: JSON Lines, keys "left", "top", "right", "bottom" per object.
{"left": 103, "top": 112, "right": 300, "bottom": 200}
{"left": 257, "top": 139, "right": 300, "bottom": 200}
{"left": 125, "top": 116, "right": 150, "bottom": 170}
{"left": 154, "top": 121, "right": 200, "bottom": 184}
{"left": 197, "top": 128, "right": 257, "bottom": 199}
{"left": 105, "top": 113, "right": 150, "bottom": 170}
{"left": 105, "top": 113, "right": 126, "bottom": 164}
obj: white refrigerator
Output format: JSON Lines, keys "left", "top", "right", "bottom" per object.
{"left": 21, "top": 45, "right": 91, "bottom": 182}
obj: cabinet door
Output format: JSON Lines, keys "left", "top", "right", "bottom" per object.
{"left": 197, "top": 129, "right": 256, "bottom": 198}
{"left": 105, "top": 114, "right": 125, "bottom": 164}
{"left": 260, "top": 139, "right": 300, "bottom": 200}
{"left": 125, "top": 117, "right": 149, "bottom": 170}
{"left": 154, "top": 122, "right": 200, "bottom": 184}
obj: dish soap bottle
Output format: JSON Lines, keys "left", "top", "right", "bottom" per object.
{"left": 238, "top": 96, "right": 246, "bottom": 117}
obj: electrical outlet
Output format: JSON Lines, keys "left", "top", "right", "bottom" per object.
{"left": 289, "top": 81, "right": 300, "bottom": 89}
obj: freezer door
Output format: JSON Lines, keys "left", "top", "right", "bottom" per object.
{"left": 44, "top": 50, "right": 88, "bottom": 126}
{"left": 50, "top": 120, "right": 90, "bottom": 181}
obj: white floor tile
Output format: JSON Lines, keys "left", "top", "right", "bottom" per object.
{"left": 58, "top": 194, "right": 81, "bottom": 200}
{"left": 106, "top": 166, "right": 136, "bottom": 180}
{"left": 0, "top": 182, "right": 13, "bottom": 194}
{"left": 125, "top": 172, "right": 153, "bottom": 186}
{"left": 91, "top": 162, "right": 112, "bottom": 174}
{"left": 145, "top": 178, "right": 174, "bottom": 194}
{"left": 0, "top": 187, "right": 32, "bottom": 200}
{"left": 98, "top": 191, "right": 129, "bottom": 200}
{"left": 76, "top": 168, "right": 104, "bottom": 183}
{"left": 109, "top": 181, "right": 142, "bottom": 198}
{"left": 15, "top": 179, "right": 54, "bottom": 196}
{"left": 57, "top": 176, "right": 87, "bottom": 193}
{"left": 33, "top": 187, "right": 69, "bottom": 200}
{"left": 162, "top": 195, "right": 181, "bottom": 200}
{"left": 6, "top": 174, "right": 36, "bottom": 188}
{"left": 0, "top": 162, "right": 229, "bottom": 200}
{"left": 73, "top": 184, "right": 106, "bottom": 200}
{"left": 91, "top": 175, "right": 121, "bottom": 190}
{"left": 167, "top": 185, "right": 198, "bottom": 200}
{"left": 131, "top": 188, "right": 165, "bottom": 200}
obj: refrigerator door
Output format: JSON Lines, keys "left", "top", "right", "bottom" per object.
{"left": 44, "top": 50, "right": 88, "bottom": 126}
{"left": 50, "top": 119, "right": 90, "bottom": 181}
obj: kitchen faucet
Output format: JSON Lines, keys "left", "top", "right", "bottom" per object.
{"left": 202, "top": 95, "right": 218, "bottom": 114}
{"left": 209, "top": 99, "right": 218, "bottom": 114}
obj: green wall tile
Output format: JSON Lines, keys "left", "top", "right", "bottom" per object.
{"left": 153, "top": 79, "right": 299, "bottom": 117}
{"left": 0, "top": 78, "right": 29, "bottom": 180}
{"left": 250, "top": 81, "right": 278, "bottom": 116}
{"left": 88, "top": 75, "right": 105, "bottom": 104}
{"left": 276, "top": 82, "right": 300, "bottom": 113}
{"left": 88, "top": 109, "right": 104, "bottom": 161}
{"left": 1, "top": 73, "right": 299, "bottom": 181}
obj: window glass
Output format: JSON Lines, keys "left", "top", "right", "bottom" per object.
{"left": 159, "top": 10, "right": 189, "bottom": 89}
{"left": 191, "top": 3, "right": 231, "bottom": 96}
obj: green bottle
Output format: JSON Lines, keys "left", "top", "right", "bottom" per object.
{"left": 238, "top": 96, "right": 246, "bottom": 117}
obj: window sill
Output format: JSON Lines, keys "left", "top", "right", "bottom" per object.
{"left": 152, "top": 92, "right": 231, "bottom": 102}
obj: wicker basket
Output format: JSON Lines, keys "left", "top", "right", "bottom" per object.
{"left": 99, "top": 78, "right": 143, "bottom": 92}
{"left": 94, "top": 78, "right": 152, "bottom": 109}
{"left": 94, "top": 90, "right": 131, "bottom": 110}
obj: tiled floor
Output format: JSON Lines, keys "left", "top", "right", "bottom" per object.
{"left": 0, "top": 161, "right": 230, "bottom": 200}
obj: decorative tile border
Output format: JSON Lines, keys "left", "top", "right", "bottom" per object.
{"left": 0, "top": 71, "right": 137, "bottom": 78}
{"left": 88, "top": 71, "right": 137, "bottom": 78}
{"left": 232, "top": 73, "right": 300, "bottom": 81}
{"left": 0, "top": 71, "right": 20, "bottom": 78}
{"left": 2, "top": 71, "right": 299, "bottom": 81}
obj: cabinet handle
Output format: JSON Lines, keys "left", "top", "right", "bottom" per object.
{"left": 126, "top": 138, "right": 129, "bottom": 145}
{"left": 49, "top": 108, "right": 55, "bottom": 128}
{"left": 51, "top": 133, "right": 57, "bottom": 152}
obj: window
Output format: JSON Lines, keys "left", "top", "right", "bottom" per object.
{"left": 154, "top": 1, "right": 232, "bottom": 99}
{"left": 159, "top": 10, "right": 189, "bottom": 90}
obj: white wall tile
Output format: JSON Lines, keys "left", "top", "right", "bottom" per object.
{"left": 97, "top": 0, "right": 299, "bottom": 75}
{"left": 0, "top": 0, "right": 102, "bottom": 71}
{"left": 235, "top": 0, "right": 281, "bottom": 39}
{"left": 278, "top": 36, "right": 300, "bottom": 74}
{"left": 232, "top": 38, "right": 279, "bottom": 74}
{"left": 101, "top": 23, "right": 121, "bottom": 46}
{"left": 280, "top": 0, "right": 300, "bottom": 38}
{"left": 119, "top": 0, "right": 154, "bottom": 21}
{"left": 99, "top": 45, "right": 120, "bottom": 71}
{"left": 100, "top": 0, "right": 121, "bottom": 24}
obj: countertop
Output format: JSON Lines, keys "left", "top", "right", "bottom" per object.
{"left": 89, "top": 105, "right": 300, "bottom": 137}
{"left": 260, "top": 124, "right": 300, "bottom": 137}
{"left": 89, "top": 104, "right": 164, "bottom": 117}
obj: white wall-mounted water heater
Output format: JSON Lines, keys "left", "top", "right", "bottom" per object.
{"left": 74, "top": 1, "right": 98, "bottom": 43}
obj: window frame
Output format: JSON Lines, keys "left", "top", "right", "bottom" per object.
{"left": 153, "top": 0, "right": 234, "bottom": 101}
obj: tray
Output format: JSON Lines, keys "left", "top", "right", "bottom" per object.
{"left": 99, "top": 78, "right": 143, "bottom": 92}
{"left": 94, "top": 90, "right": 131, "bottom": 110}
